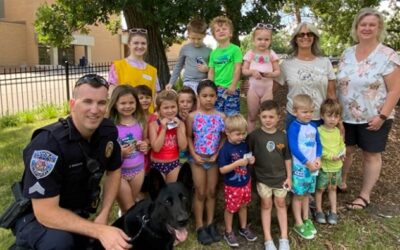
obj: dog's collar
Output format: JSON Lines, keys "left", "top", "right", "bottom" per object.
{"left": 129, "top": 214, "right": 163, "bottom": 243}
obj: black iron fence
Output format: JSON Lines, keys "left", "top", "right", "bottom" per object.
{"left": 0, "top": 60, "right": 178, "bottom": 116}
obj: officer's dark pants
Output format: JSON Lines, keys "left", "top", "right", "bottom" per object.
{"left": 13, "top": 213, "right": 89, "bottom": 250}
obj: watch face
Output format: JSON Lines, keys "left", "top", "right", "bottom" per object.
{"left": 379, "top": 114, "right": 387, "bottom": 120}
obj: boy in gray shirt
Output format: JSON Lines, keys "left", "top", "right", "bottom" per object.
{"left": 166, "top": 19, "right": 211, "bottom": 93}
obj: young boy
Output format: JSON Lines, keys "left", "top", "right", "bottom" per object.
{"left": 217, "top": 114, "right": 257, "bottom": 247}
{"left": 166, "top": 19, "right": 211, "bottom": 93}
{"left": 287, "top": 94, "right": 322, "bottom": 240}
{"left": 208, "top": 16, "right": 243, "bottom": 116}
{"left": 315, "top": 99, "right": 345, "bottom": 225}
{"left": 248, "top": 100, "right": 291, "bottom": 250}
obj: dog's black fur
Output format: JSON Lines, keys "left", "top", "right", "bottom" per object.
{"left": 89, "top": 162, "right": 192, "bottom": 250}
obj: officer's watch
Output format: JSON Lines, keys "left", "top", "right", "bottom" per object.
{"left": 379, "top": 113, "right": 387, "bottom": 121}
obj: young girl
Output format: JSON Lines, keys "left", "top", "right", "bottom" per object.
{"left": 178, "top": 86, "right": 197, "bottom": 121}
{"left": 149, "top": 90, "right": 188, "bottom": 183}
{"left": 108, "top": 28, "right": 160, "bottom": 113}
{"left": 187, "top": 80, "right": 225, "bottom": 245}
{"left": 242, "top": 23, "right": 281, "bottom": 132}
{"left": 107, "top": 85, "right": 149, "bottom": 214}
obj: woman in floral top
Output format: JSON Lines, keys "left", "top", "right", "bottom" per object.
{"left": 337, "top": 8, "right": 400, "bottom": 210}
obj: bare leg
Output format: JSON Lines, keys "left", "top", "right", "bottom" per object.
{"left": 302, "top": 194, "right": 309, "bottom": 220}
{"left": 224, "top": 210, "right": 234, "bottom": 233}
{"left": 260, "top": 197, "right": 273, "bottom": 240}
{"left": 191, "top": 163, "right": 207, "bottom": 229}
{"left": 275, "top": 196, "right": 288, "bottom": 239}
{"left": 315, "top": 189, "right": 324, "bottom": 213}
{"left": 205, "top": 166, "right": 219, "bottom": 225}
{"left": 238, "top": 206, "right": 247, "bottom": 229}
{"left": 341, "top": 145, "right": 356, "bottom": 190}
{"left": 328, "top": 185, "right": 337, "bottom": 213}
{"left": 165, "top": 165, "right": 180, "bottom": 183}
{"left": 117, "top": 178, "right": 135, "bottom": 214}
{"left": 292, "top": 195, "right": 304, "bottom": 225}
{"left": 359, "top": 151, "right": 382, "bottom": 201}
{"left": 128, "top": 170, "right": 145, "bottom": 204}
{"left": 246, "top": 88, "right": 261, "bottom": 133}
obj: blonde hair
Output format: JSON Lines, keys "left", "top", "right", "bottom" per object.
{"left": 225, "top": 114, "right": 247, "bottom": 133}
{"left": 350, "top": 7, "right": 386, "bottom": 43}
{"left": 320, "top": 99, "right": 342, "bottom": 117}
{"left": 155, "top": 90, "right": 178, "bottom": 111}
{"left": 289, "top": 22, "right": 322, "bottom": 57}
{"left": 210, "top": 16, "right": 233, "bottom": 36}
{"left": 292, "top": 94, "right": 314, "bottom": 110}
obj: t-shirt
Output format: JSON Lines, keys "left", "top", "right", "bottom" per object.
{"left": 277, "top": 57, "right": 336, "bottom": 120}
{"left": 169, "top": 43, "right": 211, "bottom": 85}
{"left": 317, "top": 126, "right": 345, "bottom": 172}
{"left": 337, "top": 43, "right": 400, "bottom": 123}
{"left": 217, "top": 140, "right": 250, "bottom": 187}
{"left": 209, "top": 43, "right": 243, "bottom": 88}
{"left": 248, "top": 128, "right": 291, "bottom": 188}
{"left": 243, "top": 49, "right": 279, "bottom": 88}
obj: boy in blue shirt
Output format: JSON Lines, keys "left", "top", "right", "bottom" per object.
{"left": 287, "top": 94, "right": 322, "bottom": 240}
{"left": 218, "top": 114, "right": 257, "bottom": 247}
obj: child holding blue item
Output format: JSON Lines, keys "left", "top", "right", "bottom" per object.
{"left": 187, "top": 79, "right": 225, "bottom": 245}
{"left": 287, "top": 94, "right": 322, "bottom": 240}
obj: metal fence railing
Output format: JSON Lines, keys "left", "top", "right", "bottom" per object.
{"left": 0, "top": 60, "right": 178, "bottom": 116}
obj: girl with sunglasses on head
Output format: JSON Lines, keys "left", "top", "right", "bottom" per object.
{"left": 108, "top": 28, "right": 160, "bottom": 113}
{"left": 242, "top": 23, "right": 281, "bottom": 132}
{"left": 276, "top": 22, "right": 337, "bottom": 130}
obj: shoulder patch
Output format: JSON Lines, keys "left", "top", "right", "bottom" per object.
{"left": 105, "top": 141, "right": 114, "bottom": 158}
{"left": 30, "top": 150, "right": 58, "bottom": 179}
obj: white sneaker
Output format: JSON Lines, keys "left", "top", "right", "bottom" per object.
{"left": 265, "top": 240, "right": 277, "bottom": 250}
{"left": 279, "top": 238, "right": 290, "bottom": 250}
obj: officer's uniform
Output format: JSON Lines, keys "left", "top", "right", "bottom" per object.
{"left": 14, "top": 117, "right": 122, "bottom": 250}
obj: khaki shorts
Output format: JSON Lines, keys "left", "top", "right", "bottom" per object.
{"left": 257, "top": 182, "right": 287, "bottom": 199}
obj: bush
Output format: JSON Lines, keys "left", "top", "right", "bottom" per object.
{"left": 19, "top": 111, "right": 36, "bottom": 124}
{"left": 0, "top": 114, "right": 20, "bottom": 128}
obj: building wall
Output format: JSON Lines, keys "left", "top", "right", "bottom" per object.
{"left": 0, "top": 21, "right": 27, "bottom": 66}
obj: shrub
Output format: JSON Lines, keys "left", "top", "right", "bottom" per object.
{"left": 0, "top": 114, "right": 20, "bottom": 128}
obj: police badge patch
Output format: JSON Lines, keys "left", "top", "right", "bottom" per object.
{"left": 30, "top": 150, "right": 58, "bottom": 179}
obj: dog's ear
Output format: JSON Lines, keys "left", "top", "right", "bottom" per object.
{"left": 177, "top": 162, "right": 193, "bottom": 190}
{"left": 147, "top": 168, "right": 167, "bottom": 200}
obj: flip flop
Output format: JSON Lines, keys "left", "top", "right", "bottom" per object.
{"left": 337, "top": 186, "right": 348, "bottom": 193}
{"left": 346, "top": 196, "right": 370, "bottom": 210}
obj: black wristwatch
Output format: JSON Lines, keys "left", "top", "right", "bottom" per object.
{"left": 379, "top": 113, "right": 387, "bottom": 121}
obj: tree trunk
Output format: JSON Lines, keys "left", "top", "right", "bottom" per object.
{"left": 123, "top": 7, "right": 170, "bottom": 89}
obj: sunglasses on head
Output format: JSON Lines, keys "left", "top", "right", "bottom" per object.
{"left": 129, "top": 28, "right": 148, "bottom": 34}
{"left": 75, "top": 74, "right": 109, "bottom": 89}
{"left": 255, "top": 23, "right": 273, "bottom": 30}
{"left": 296, "top": 32, "right": 315, "bottom": 38}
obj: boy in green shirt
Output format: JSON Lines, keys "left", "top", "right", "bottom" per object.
{"left": 208, "top": 16, "right": 243, "bottom": 116}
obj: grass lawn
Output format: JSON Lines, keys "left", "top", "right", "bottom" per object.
{"left": 0, "top": 102, "right": 399, "bottom": 249}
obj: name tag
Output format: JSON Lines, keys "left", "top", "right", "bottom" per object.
{"left": 142, "top": 74, "right": 152, "bottom": 81}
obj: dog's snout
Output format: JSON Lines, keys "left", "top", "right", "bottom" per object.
{"left": 177, "top": 218, "right": 188, "bottom": 227}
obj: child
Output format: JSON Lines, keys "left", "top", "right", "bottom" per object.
{"left": 218, "top": 114, "right": 257, "bottom": 247}
{"left": 315, "top": 99, "right": 345, "bottom": 225}
{"left": 108, "top": 29, "right": 160, "bottom": 113}
{"left": 287, "top": 94, "right": 322, "bottom": 240}
{"left": 135, "top": 84, "right": 154, "bottom": 117}
{"left": 248, "top": 100, "right": 291, "bottom": 250}
{"left": 208, "top": 16, "right": 243, "bottom": 116}
{"left": 107, "top": 85, "right": 149, "bottom": 214}
{"left": 242, "top": 23, "right": 281, "bottom": 132}
{"left": 187, "top": 79, "right": 225, "bottom": 245}
{"left": 148, "top": 90, "right": 187, "bottom": 183}
{"left": 166, "top": 19, "right": 211, "bottom": 93}
{"left": 177, "top": 86, "right": 197, "bottom": 164}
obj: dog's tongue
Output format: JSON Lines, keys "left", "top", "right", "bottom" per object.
{"left": 175, "top": 228, "right": 188, "bottom": 242}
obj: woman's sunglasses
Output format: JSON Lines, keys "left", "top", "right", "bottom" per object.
{"left": 296, "top": 32, "right": 315, "bottom": 38}
{"left": 254, "top": 23, "right": 273, "bottom": 30}
{"left": 129, "top": 28, "right": 148, "bottom": 34}
{"left": 75, "top": 74, "right": 109, "bottom": 89}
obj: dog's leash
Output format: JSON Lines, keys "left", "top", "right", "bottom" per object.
{"left": 128, "top": 214, "right": 150, "bottom": 243}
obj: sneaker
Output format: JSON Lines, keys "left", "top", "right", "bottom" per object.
{"left": 224, "top": 231, "right": 239, "bottom": 247}
{"left": 304, "top": 219, "right": 317, "bottom": 235}
{"left": 279, "top": 238, "right": 290, "bottom": 250}
{"left": 293, "top": 223, "right": 314, "bottom": 240}
{"left": 197, "top": 227, "right": 213, "bottom": 245}
{"left": 206, "top": 223, "right": 222, "bottom": 242}
{"left": 239, "top": 225, "right": 257, "bottom": 241}
{"left": 315, "top": 212, "right": 327, "bottom": 224}
{"left": 264, "top": 240, "right": 277, "bottom": 250}
{"left": 327, "top": 211, "right": 338, "bottom": 225}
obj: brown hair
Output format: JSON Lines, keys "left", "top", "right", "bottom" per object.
{"left": 178, "top": 86, "right": 197, "bottom": 107}
{"left": 259, "top": 100, "right": 280, "bottom": 114}
{"left": 210, "top": 16, "right": 233, "bottom": 36}
{"left": 320, "top": 98, "right": 342, "bottom": 117}
{"left": 187, "top": 19, "right": 208, "bottom": 34}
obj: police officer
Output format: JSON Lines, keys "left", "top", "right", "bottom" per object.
{"left": 13, "top": 74, "right": 131, "bottom": 249}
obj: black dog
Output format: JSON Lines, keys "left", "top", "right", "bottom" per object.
{"left": 89, "top": 162, "right": 192, "bottom": 250}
